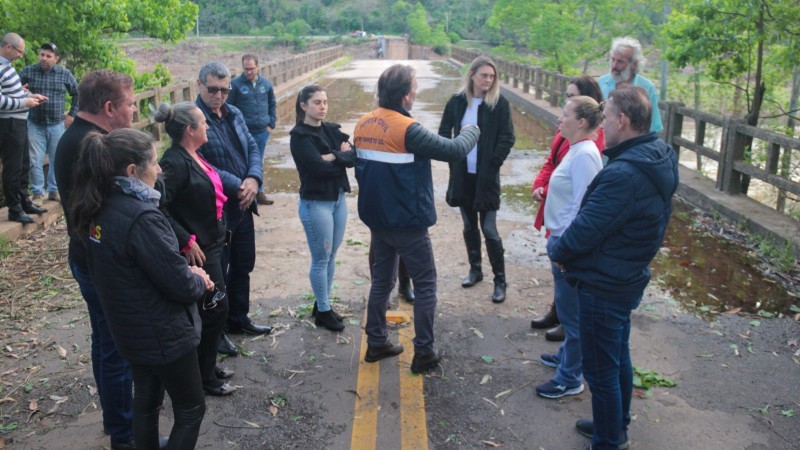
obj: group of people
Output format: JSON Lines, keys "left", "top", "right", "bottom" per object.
{"left": 1, "top": 29, "right": 679, "bottom": 450}
{"left": 1, "top": 33, "right": 72, "bottom": 224}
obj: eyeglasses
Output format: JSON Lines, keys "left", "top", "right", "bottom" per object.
{"left": 8, "top": 42, "right": 24, "bottom": 55}
{"left": 204, "top": 85, "right": 231, "bottom": 95}
{"left": 203, "top": 288, "right": 225, "bottom": 310}
{"left": 563, "top": 92, "right": 576, "bottom": 99}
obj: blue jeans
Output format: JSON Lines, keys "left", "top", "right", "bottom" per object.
{"left": 251, "top": 129, "right": 270, "bottom": 193}
{"left": 69, "top": 260, "right": 134, "bottom": 445}
{"left": 27, "top": 121, "right": 64, "bottom": 195}
{"left": 223, "top": 204, "right": 256, "bottom": 329}
{"left": 366, "top": 228, "right": 437, "bottom": 352}
{"left": 547, "top": 236, "right": 582, "bottom": 387}
{"left": 579, "top": 286, "right": 641, "bottom": 450}
{"left": 298, "top": 191, "right": 348, "bottom": 311}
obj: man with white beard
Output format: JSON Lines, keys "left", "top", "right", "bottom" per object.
{"left": 597, "top": 36, "right": 663, "bottom": 133}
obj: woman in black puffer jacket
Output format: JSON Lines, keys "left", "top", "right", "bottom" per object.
{"left": 70, "top": 128, "right": 214, "bottom": 450}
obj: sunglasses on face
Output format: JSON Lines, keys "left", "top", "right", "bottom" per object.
{"left": 205, "top": 85, "right": 231, "bottom": 95}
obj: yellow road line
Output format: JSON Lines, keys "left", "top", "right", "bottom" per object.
{"left": 398, "top": 299, "right": 428, "bottom": 450}
{"left": 351, "top": 309, "right": 379, "bottom": 450}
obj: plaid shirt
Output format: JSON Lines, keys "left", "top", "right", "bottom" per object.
{"left": 19, "top": 63, "right": 78, "bottom": 125}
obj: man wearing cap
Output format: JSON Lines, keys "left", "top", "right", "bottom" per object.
{"left": 0, "top": 32, "right": 48, "bottom": 224}
{"left": 20, "top": 42, "right": 78, "bottom": 204}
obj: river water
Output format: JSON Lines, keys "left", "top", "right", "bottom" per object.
{"left": 263, "top": 60, "right": 797, "bottom": 316}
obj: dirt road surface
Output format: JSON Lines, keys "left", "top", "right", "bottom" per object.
{"left": 1, "top": 60, "right": 798, "bottom": 449}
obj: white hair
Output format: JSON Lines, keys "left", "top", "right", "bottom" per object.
{"left": 610, "top": 36, "right": 646, "bottom": 70}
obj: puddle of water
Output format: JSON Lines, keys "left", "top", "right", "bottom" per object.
{"left": 652, "top": 202, "right": 798, "bottom": 315}
{"left": 501, "top": 183, "right": 798, "bottom": 315}
{"left": 511, "top": 106, "right": 553, "bottom": 151}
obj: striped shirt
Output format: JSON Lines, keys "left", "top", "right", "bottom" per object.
{"left": 20, "top": 63, "right": 78, "bottom": 125}
{"left": 0, "top": 55, "right": 29, "bottom": 119}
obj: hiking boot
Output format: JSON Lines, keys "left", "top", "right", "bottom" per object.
{"left": 545, "top": 324, "right": 565, "bottom": 342}
{"left": 575, "top": 419, "right": 630, "bottom": 449}
{"left": 539, "top": 352, "right": 559, "bottom": 368}
{"left": 411, "top": 349, "right": 442, "bottom": 373}
{"left": 535, "top": 380, "right": 584, "bottom": 399}
{"left": 364, "top": 341, "right": 404, "bottom": 362}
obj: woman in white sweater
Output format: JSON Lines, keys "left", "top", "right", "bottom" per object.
{"left": 536, "top": 95, "right": 604, "bottom": 400}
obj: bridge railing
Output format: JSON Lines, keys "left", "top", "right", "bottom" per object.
{"left": 132, "top": 45, "right": 345, "bottom": 141}
{"left": 452, "top": 46, "right": 800, "bottom": 216}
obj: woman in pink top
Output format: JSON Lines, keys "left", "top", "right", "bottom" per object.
{"left": 530, "top": 76, "right": 605, "bottom": 341}
{"left": 156, "top": 102, "right": 237, "bottom": 397}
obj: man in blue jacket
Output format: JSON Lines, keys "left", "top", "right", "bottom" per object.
{"left": 354, "top": 64, "right": 480, "bottom": 373}
{"left": 549, "top": 86, "right": 678, "bottom": 450}
{"left": 227, "top": 54, "right": 277, "bottom": 205}
{"left": 195, "top": 62, "right": 271, "bottom": 357}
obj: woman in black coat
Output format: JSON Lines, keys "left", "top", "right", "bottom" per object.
{"left": 155, "top": 102, "right": 237, "bottom": 397}
{"left": 439, "top": 55, "right": 516, "bottom": 303}
{"left": 70, "top": 129, "right": 213, "bottom": 450}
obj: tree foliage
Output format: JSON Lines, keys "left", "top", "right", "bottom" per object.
{"left": 0, "top": 0, "right": 197, "bottom": 81}
{"left": 663, "top": 0, "right": 800, "bottom": 126}
{"left": 487, "top": 0, "right": 660, "bottom": 74}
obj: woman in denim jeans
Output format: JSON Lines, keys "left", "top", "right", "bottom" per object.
{"left": 289, "top": 85, "right": 355, "bottom": 331}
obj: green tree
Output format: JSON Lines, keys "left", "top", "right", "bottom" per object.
{"left": 487, "top": 0, "right": 658, "bottom": 74}
{"left": 0, "top": 0, "right": 197, "bottom": 80}
{"left": 663, "top": 0, "right": 800, "bottom": 193}
{"left": 407, "top": 3, "right": 432, "bottom": 45}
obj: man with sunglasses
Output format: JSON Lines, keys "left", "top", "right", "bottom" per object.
{"left": 195, "top": 61, "right": 271, "bottom": 358}
{"left": 20, "top": 42, "right": 78, "bottom": 205}
{"left": 0, "top": 32, "right": 48, "bottom": 224}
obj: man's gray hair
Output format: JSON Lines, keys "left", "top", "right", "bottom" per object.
{"left": 198, "top": 61, "right": 230, "bottom": 83}
{"left": 611, "top": 36, "right": 646, "bottom": 69}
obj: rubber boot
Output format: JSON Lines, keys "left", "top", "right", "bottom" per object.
{"left": 461, "top": 230, "right": 483, "bottom": 288}
{"left": 487, "top": 239, "right": 506, "bottom": 303}
{"left": 398, "top": 277, "right": 415, "bottom": 303}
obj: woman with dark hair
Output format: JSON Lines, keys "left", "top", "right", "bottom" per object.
{"left": 535, "top": 95, "right": 604, "bottom": 400}
{"left": 439, "top": 55, "right": 516, "bottom": 304}
{"left": 289, "top": 85, "right": 356, "bottom": 331}
{"left": 70, "top": 128, "right": 213, "bottom": 450}
{"left": 155, "top": 102, "right": 236, "bottom": 397}
{"left": 530, "top": 75, "right": 605, "bottom": 342}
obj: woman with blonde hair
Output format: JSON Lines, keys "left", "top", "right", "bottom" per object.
{"left": 535, "top": 95, "right": 604, "bottom": 400}
{"left": 439, "top": 55, "right": 516, "bottom": 303}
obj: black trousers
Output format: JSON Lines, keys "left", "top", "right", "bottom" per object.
{"left": 198, "top": 237, "right": 228, "bottom": 388}
{"left": 130, "top": 350, "right": 205, "bottom": 450}
{"left": 0, "top": 118, "right": 30, "bottom": 211}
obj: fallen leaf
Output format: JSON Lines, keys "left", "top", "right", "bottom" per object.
{"left": 243, "top": 420, "right": 261, "bottom": 428}
{"left": 57, "top": 346, "right": 67, "bottom": 358}
{"left": 723, "top": 307, "right": 742, "bottom": 315}
{"left": 49, "top": 395, "right": 68, "bottom": 404}
{"left": 749, "top": 320, "right": 761, "bottom": 327}
{"left": 481, "top": 440, "right": 502, "bottom": 447}
{"left": 29, "top": 399, "right": 38, "bottom": 411}
{"left": 269, "top": 405, "right": 278, "bottom": 416}
{"left": 480, "top": 374, "right": 491, "bottom": 385}
{"left": 789, "top": 339, "right": 798, "bottom": 347}
{"left": 494, "top": 389, "right": 512, "bottom": 399}
{"left": 480, "top": 355, "right": 494, "bottom": 364}
{"left": 470, "top": 327, "right": 484, "bottom": 339}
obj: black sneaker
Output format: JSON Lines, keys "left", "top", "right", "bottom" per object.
{"left": 539, "top": 352, "right": 559, "bottom": 368}
{"left": 575, "top": 419, "right": 630, "bottom": 449}
{"left": 535, "top": 380, "right": 584, "bottom": 399}
{"left": 364, "top": 341, "right": 404, "bottom": 362}
{"left": 410, "top": 349, "right": 441, "bottom": 373}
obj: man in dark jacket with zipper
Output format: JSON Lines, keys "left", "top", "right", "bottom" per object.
{"left": 195, "top": 61, "right": 271, "bottom": 357}
{"left": 354, "top": 64, "right": 480, "bottom": 373}
{"left": 549, "top": 86, "right": 678, "bottom": 450}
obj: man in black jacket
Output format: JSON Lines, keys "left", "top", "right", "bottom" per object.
{"left": 54, "top": 70, "right": 154, "bottom": 450}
